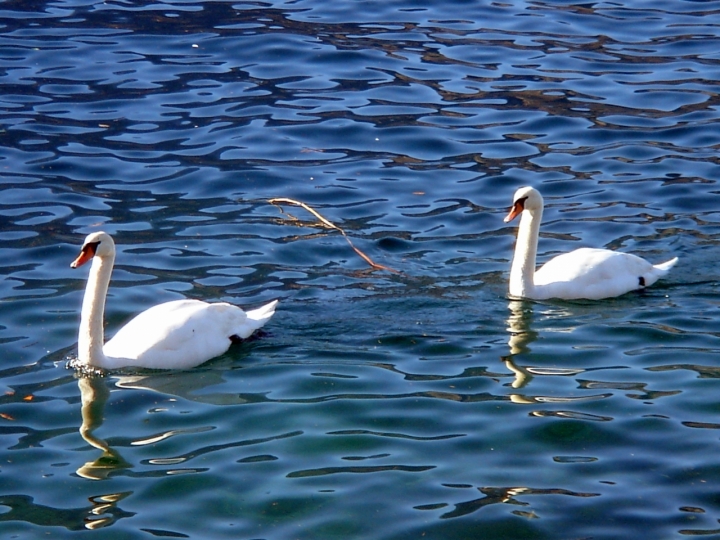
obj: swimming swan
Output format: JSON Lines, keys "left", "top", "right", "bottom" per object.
{"left": 70, "top": 231, "right": 278, "bottom": 370}
{"left": 504, "top": 186, "right": 678, "bottom": 300}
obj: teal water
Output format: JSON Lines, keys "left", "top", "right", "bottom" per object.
{"left": 1, "top": 0, "right": 720, "bottom": 538}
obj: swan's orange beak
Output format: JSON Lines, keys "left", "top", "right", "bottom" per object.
{"left": 71, "top": 242, "right": 98, "bottom": 268}
{"left": 504, "top": 200, "right": 524, "bottom": 223}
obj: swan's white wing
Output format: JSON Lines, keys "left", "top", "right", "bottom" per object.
{"left": 534, "top": 248, "right": 665, "bottom": 300}
{"left": 103, "top": 299, "right": 274, "bottom": 370}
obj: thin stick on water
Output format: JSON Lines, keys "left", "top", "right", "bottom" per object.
{"left": 268, "top": 197, "right": 398, "bottom": 273}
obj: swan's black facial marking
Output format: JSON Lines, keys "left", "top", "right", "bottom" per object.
{"left": 514, "top": 196, "right": 528, "bottom": 210}
{"left": 83, "top": 241, "right": 101, "bottom": 256}
{"left": 638, "top": 276, "right": 646, "bottom": 287}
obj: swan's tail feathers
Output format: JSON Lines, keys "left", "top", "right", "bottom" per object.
{"left": 246, "top": 300, "right": 279, "bottom": 325}
{"left": 654, "top": 257, "right": 679, "bottom": 274}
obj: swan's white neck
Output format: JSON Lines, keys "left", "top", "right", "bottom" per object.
{"left": 509, "top": 205, "right": 541, "bottom": 298}
{"left": 78, "top": 254, "right": 113, "bottom": 366}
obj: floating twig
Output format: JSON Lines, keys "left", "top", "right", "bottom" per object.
{"left": 269, "top": 197, "right": 398, "bottom": 273}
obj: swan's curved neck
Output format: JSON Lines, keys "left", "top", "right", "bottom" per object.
{"left": 78, "top": 254, "right": 113, "bottom": 366}
{"left": 509, "top": 206, "right": 541, "bottom": 298}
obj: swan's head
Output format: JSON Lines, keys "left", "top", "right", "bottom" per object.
{"left": 504, "top": 186, "right": 543, "bottom": 223}
{"left": 71, "top": 232, "right": 116, "bottom": 268}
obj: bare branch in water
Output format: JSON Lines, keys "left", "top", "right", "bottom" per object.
{"left": 269, "top": 198, "right": 398, "bottom": 273}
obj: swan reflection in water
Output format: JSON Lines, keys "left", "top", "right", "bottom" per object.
{"left": 76, "top": 365, "right": 265, "bottom": 482}
{"left": 503, "top": 300, "right": 586, "bottom": 403}
{"left": 77, "top": 368, "right": 232, "bottom": 480}
{"left": 77, "top": 376, "right": 131, "bottom": 481}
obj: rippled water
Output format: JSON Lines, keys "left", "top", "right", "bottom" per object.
{"left": 2, "top": 0, "right": 720, "bottom": 538}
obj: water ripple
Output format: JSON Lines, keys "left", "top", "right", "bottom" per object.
{"left": 1, "top": 0, "right": 719, "bottom": 538}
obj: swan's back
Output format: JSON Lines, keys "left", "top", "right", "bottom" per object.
{"left": 533, "top": 248, "right": 678, "bottom": 300}
{"left": 103, "top": 299, "right": 277, "bottom": 370}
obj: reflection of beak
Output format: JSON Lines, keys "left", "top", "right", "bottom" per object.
{"left": 504, "top": 202, "right": 522, "bottom": 223}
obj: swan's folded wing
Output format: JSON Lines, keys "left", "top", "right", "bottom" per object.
{"left": 103, "top": 299, "right": 248, "bottom": 369}
{"left": 534, "top": 248, "right": 660, "bottom": 300}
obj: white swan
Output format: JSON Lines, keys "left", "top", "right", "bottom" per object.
{"left": 70, "top": 231, "right": 278, "bottom": 370}
{"left": 504, "top": 186, "right": 678, "bottom": 300}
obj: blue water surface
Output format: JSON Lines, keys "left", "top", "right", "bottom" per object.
{"left": 1, "top": 0, "right": 720, "bottom": 538}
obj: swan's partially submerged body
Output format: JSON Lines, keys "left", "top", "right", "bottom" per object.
{"left": 71, "top": 231, "right": 277, "bottom": 370}
{"left": 102, "top": 299, "right": 277, "bottom": 370}
{"left": 531, "top": 247, "right": 677, "bottom": 300}
{"left": 504, "top": 187, "right": 677, "bottom": 300}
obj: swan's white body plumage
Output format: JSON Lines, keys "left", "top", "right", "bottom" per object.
{"left": 71, "top": 232, "right": 277, "bottom": 370}
{"left": 102, "top": 299, "right": 277, "bottom": 370}
{"left": 505, "top": 187, "right": 678, "bottom": 300}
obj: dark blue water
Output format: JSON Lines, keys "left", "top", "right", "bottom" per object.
{"left": 2, "top": 0, "right": 720, "bottom": 538}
